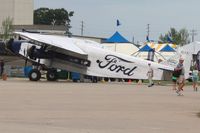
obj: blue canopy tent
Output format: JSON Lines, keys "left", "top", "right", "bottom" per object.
{"left": 160, "top": 44, "right": 176, "bottom": 52}
{"left": 138, "top": 44, "right": 153, "bottom": 52}
{"left": 104, "top": 31, "right": 130, "bottom": 43}
{"left": 132, "top": 44, "right": 166, "bottom": 61}
{"left": 102, "top": 31, "right": 139, "bottom": 55}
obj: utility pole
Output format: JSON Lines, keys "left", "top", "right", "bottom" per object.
{"left": 132, "top": 35, "right": 134, "bottom": 44}
{"left": 147, "top": 24, "right": 150, "bottom": 37}
{"left": 190, "top": 29, "right": 197, "bottom": 42}
{"left": 51, "top": 19, "right": 56, "bottom": 30}
{"left": 81, "top": 21, "right": 84, "bottom": 36}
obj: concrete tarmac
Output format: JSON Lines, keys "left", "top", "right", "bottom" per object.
{"left": 0, "top": 78, "right": 200, "bottom": 133}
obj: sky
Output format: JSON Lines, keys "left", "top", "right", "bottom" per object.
{"left": 34, "top": 0, "right": 200, "bottom": 42}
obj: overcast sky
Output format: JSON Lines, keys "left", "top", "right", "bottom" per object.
{"left": 34, "top": 0, "right": 200, "bottom": 42}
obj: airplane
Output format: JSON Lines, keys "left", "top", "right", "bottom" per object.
{"left": 5, "top": 31, "right": 178, "bottom": 82}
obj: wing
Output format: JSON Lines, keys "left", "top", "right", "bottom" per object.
{"left": 14, "top": 32, "right": 87, "bottom": 55}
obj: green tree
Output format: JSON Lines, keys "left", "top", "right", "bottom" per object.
{"left": 34, "top": 8, "right": 51, "bottom": 25}
{"left": 34, "top": 8, "right": 74, "bottom": 36}
{"left": 178, "top": 28, "right": 190, "bottom": 45}
{"left": 159, "top": 28, "right": 190, "bottom": 45}
{"left": 1, "top": 17, "right": 14, "bottom": 41}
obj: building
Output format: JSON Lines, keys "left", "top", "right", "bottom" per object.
{"left": 0, "top": 0, "right": 33, "bottom": 29}
{"left": 14, "top": 25, "right": 106, "bottom": 43}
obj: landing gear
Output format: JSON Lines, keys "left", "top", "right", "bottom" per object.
{"left": 46, "top": 69, "right": 58, "bottom": 81}
{"left": 92, "top": 76, "right": 98, "bottom": 83}
{"left": 28, "top": 69, "right": 41, "bottom": 81}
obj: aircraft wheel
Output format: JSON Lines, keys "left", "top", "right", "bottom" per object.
{"left": 46, "top": 70, "right": 57, "bottom": 81}
{"left": 29, "top": 69, "right": 41, "bottom": 81}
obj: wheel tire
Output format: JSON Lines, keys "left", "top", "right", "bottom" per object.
{"left": 73, "top": 79, "right": 77, "bottom": 82}
{"left": 28, "top": 69, "right": 41, "bottom": 81}
{"left": 46, "top": 70, "right": 57, "bottom": 81}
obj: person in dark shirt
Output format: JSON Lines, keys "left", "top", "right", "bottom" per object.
{"left": 0, "top": 59, "right": 4, "bottom": 77}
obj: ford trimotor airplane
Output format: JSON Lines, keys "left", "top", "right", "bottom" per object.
{"left": 5, "top": 31, "right": 179, "bottom": 81}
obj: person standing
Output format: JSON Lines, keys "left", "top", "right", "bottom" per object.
{"left": 147, "top": 63, "right": 154, "bottom": 87}
{"left": 175, "top": 58, "right": 185, "bottom": 96}
{"left": 192, "top": 65, "right": 199, "bottom": 91}
{"left": 0, "top": 59, "right": 4, "bottom": 77}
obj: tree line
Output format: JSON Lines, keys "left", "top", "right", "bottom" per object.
{"left": 34, "top": 8, "right": 74, "bottom": 36}
{"left": 159, "top": 28, "right": 190, "bottom": 46}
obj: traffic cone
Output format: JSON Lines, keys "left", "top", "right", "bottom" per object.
{"left": 2, "top": 73, "right": 7, "bottom": 81}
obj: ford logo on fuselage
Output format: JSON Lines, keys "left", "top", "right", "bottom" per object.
{"left": 96, "top": 55, "right": 137, "bottom": 76}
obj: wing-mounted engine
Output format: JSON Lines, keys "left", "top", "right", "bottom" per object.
{"left": 27, "top": 45, "right": 91, "bottom": 67}
{"left": 27, "top": 45, "right": 54, "bottom": 60}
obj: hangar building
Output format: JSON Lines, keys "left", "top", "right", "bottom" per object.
{"left": 0, "top": 0, "right": 33, "bottom": 29}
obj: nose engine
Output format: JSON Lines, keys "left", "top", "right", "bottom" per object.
{"left": 6, "top": 38, "right": 52, "bottom": 60}
{"left": 5, "top": 38, "right": 23, "bottom": 54}
{"left": 5, "top": 38, "right": 14, "bottom": 52}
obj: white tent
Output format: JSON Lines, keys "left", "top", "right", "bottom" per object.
{"left": 102, "top": 43, "right": 139, "bottom": 55}
{"left": 177, "top": 41, "right": 200, "bottom": 55}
